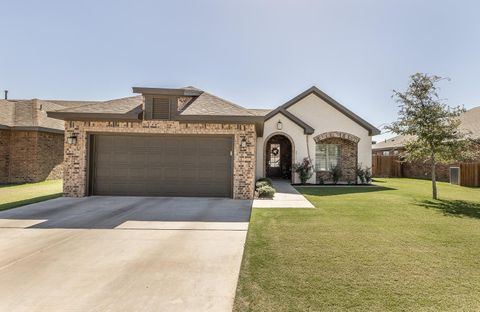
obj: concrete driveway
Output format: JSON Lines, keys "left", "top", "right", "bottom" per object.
{"left": 0, "top": 196, "right": 251, "bottom": 312}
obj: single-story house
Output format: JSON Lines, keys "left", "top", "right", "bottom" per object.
{"left": 48, "top": 86, "right": 380, "bottom": 199}
{"left": 372, "top": 106, "right": 480, "bottom": 181}
{"left": 0, "top": 99, "right": 68, "bottom": 183}
{"left": 0, "top": 97, "right": 121, "bottom": 184}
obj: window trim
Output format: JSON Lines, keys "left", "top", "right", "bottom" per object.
{"left": 315, "top": 143, "right": 341, "bottom": 171}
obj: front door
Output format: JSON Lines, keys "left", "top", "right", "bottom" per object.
{"left": 265, "top": 135, "right": 292, "bottom": 179}
{"left": 267, "top": 143, "right": 282, "bottom": 177}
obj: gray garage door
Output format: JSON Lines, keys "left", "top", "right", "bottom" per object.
{"left": 90, "top": 135, "right": 233, "bottom": 197}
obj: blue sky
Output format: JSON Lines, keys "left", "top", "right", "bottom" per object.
{"left": 1, "top": 0, "right": 479, "bottom": 139}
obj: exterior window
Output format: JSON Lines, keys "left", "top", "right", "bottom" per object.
{"left": 383, "top": 151, "right": 390, "bottom": 156}
{"left": 269, "top": 143, "right": 280, "bottom": 168}
{"left": 315, "top": 144, "right": 340, "bottom": 171}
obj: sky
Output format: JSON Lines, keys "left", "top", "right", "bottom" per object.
{"left": 1, "top": 0, "right": 479, "bottom": 140}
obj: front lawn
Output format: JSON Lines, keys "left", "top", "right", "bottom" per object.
{"left": 234, "top": 178, "right": 480, "bottom": 311}
{"left": 0, "top": 180, "right": 63, "bottom": 211}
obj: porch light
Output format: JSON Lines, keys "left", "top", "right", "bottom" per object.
{"left": 277, "top": 120, "right": 283, "bottom": 130}
{"left": 240, "top": 138, "right": 247, "bottom": 148}
{"left": 67, "top": 135, "right": 77, "bottom": 145}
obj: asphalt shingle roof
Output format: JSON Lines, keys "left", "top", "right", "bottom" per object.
{"left": 0, "top": 99, "right": 66, "bottom": 131}
{"left": 373, "top": 106, "right": 480, "bottom": 150}
{"left": 51, "top": 96, "right": 143, "bottom": 115}
{"left": 180, "top": 91, "right": 256, "bottom": 116}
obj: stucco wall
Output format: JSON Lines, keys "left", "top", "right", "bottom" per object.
{"left": 64, "top": 120, "right": 256, "bottom": 199}
{"left": 257, "top": 93, "right": 373, "bottom": 183}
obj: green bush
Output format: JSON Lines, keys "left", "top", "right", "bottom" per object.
{"left": 364, "top": 167, "right": 373, "bottom": 183}
{"left": 356, "top": 166, "right": 366, "bottom": 184}
{"left": 329, "top": 164, "right": 343, "bottom": 184}
{"left": 356, "top": 164, "right": 372, "bottom": 184}
{"left": 257, "top": 185, "right": 276, "bottom": 198}
{"left": 256, "top": 177, "right": 273, "bottom": 186}
{"left": 256, "top": 181, "right": 271, "bottom": 189}
{"left": 293, "top": 157, "right": 313, "bottom": 184}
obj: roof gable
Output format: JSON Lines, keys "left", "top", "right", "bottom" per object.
{"left": 265, "top": 86, "right": 380, "bottom": 136}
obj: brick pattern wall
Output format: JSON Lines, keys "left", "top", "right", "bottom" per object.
{"left": 8, "top": 131, "right": 39, "bottom": 183}
{"left": 36, "top": 132, "right": 64, "bottom": 180}
{"left": 402, "top": 161, "right": 452, "bottom": 182}
{"left": 0, "top": 129, "right": 11, "bottom": 183}
{"left": 0, "top": 130, "right": 64, "bottom": 183}
{"left": 315, "top": 137, "right": 358, "bottom": 183}
{"left": 64, "top": 120, "right": 257, "bottom": 199}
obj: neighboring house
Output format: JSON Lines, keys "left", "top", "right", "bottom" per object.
{"left": 47, "top": 86, "right": 380, "bottom": 199}
{"left": 0, "top": 99, "right": 67, "bottom": 183}
{"left": 372, "top": 106, "right": 480, "bottom": 181}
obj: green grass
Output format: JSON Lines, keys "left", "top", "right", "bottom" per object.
{"left": 0, "top": 180, "right": 63, "bottom": 211}
{"left": 234, "top": 178, "right": 480, "bottom": 312}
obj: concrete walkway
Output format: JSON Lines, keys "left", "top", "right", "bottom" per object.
{"left": 253, "top": 179, "right": 314, "bottom": 208}
{"left": 0, "top": 196, "right": 252, "bottom": 312}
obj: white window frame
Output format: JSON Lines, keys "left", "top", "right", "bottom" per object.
{"left": 315, "top": 144, "right": 341, "bottom": 171}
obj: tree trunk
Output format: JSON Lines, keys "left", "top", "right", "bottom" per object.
{"left": 431, "top": 154, "right": 437, "bottom": 200}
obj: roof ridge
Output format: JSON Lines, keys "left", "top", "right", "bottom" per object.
{"left": 202, "top": 91, "right": 255, "bottom": 116}
{"left": 52, "top": 95, "right": 143, "bottom": 112}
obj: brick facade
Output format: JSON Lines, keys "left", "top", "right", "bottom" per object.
{"left": 63, "top": 120, "right": 257, "bottom": 199}
{"left": 0, "top": 130, "right": 11, "bottom": 183}
{"left": 402, "top": 160, "right": 452, "bottom": 182}
{"left": 315, "top": 137, "right": 358, "bottom": 183}
{"left": 0, "top": 130, "right": 64, "bottom": 183}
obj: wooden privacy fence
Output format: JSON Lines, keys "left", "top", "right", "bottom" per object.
{"left": 459, "top": 162, "right": 480, "bottom": 187}
{"left": 372, "top": 155, "right": 480, "bottom": 187}
{"left": 372, "top": 155, "right": 402, "bottom": 178}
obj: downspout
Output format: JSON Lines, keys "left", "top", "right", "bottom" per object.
{"left": 306, "top": 134, "right": 312, "bottom": 163}
{"left": 306, "top": 134, "right": 313, "bottom": 183}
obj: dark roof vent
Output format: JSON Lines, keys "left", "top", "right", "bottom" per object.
{"left": 4, "top": 90, "right": 7, "bottom": 100}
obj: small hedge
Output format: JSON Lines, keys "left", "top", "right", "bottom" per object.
{"left": 255, "top": 178, "right": 275, "bottom": 198}
{"left": 257, "top": 185, "right": 276, "bottom": 198}
{"left": 255, "top": 181, "right": 271, "bottom": 189}
{"left": 256, "top": 177, "right": 273, "bottom": 186}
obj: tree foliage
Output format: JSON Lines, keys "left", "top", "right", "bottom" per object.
{"left": 386, "top": 73, "right": 477, "bottom": 199}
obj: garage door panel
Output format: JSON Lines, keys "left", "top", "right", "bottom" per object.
{"left": 91, "top": 135, "right": 233, "bottom": 197}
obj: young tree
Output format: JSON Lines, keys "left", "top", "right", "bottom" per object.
{"left": 387, "top": 73, "right": 474, "bottom": 199}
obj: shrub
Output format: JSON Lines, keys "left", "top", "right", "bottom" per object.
{"left": 256, "top": 177, "right": 273, "bottom": 186}
{"left": 255, "top": 181, "right": 271, "bottom": 189}
{"left": 356, "top": 166, "right": 366, "bottom": 184}
{"left": 329, "top": 164, "right": 342, "bottom": 184}
{"left": 257, "top": 185, "right": 276, "bottom": 198}
{"left": 293, "top": 157, "right": 313, "bottom": 184}
{"left": 356, "top": 164, "right": 372, "bottom": 184}
{"left": 364, "top": 167, "right": 373, "bottom": 183}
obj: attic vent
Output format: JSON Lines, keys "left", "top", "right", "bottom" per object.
{"left": 152, "top": 97, "right": 170, "bottom": 120}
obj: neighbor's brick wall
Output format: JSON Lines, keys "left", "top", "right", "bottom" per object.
{"left": 3, "top": 130, "right": 64, "bottom": 183}
{"left": 8, "top": 131, "right": 38, "bottom": 183}
{"left": 402, "top": 161, "right": 451, "bottom": 182}
{"left": 316, "top": 137, "right": 358, "bottom": 183}
{"left": 36, "top": 131, "right": 64, "bottom": 180}
{"left": 0, "top": 129, "right": 11, "bottom": 183}
{"left": 64, "top": 120, "right": 257, "bottom": 199}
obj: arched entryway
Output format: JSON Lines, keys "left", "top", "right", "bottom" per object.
{"left": 265, "top": 134, "right": 293, "bottom": 180}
